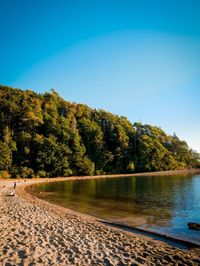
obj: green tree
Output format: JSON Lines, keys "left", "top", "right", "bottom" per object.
{"left": 0, "top": 141, "right": 12, "bottom": 170}
{"left": 0, "top": 85, "right": 199, "bottom": 178}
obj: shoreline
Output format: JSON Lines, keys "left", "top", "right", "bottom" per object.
{"left": 26, "top": 168, "right": 200, "bottom": 249}
{"left": 25, "top": 169, "right": 200, "bottom": 249}
{"left": 99, "top": 220, "right": 200, "bottom": 249}
{"left": 1, "top": 168, "right": 200, "bottom": 187}
{"left": 1, "top": 170, "right": 200, "bottom": 265}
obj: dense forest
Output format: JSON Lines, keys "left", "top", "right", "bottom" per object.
{"left": 0, "top": 85, "right": 199, "bottom": 178}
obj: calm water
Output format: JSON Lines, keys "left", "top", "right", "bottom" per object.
{"left": 31, "top": 174, "right": 200, "bottom": 244}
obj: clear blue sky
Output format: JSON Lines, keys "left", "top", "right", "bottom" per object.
{"left": 1, "top": 0, "right": 200, "bottom": 152}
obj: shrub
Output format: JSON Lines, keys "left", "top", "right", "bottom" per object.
{"left": 0, "top": 171, "right": 10, "bottom": 179}
{"left": 37, "top": 170, "right": 47, "bottom": 178}
{"left": 19, "top": 167, "right": 35, "bottom": 178}
{"left": 127, "top": 161, "right": 135, "bottom": 173}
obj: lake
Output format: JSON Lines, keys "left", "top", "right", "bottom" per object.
{"left": 30, "top": 173, "right": 200, "bottom": 244}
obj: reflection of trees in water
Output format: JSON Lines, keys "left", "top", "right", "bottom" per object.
{"left": 35, "top": 174, "right": 200, "bottom": 229}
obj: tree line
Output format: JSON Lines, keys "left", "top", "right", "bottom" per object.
{"left": 0, "top": 85, "right": 199, "bottom": 178}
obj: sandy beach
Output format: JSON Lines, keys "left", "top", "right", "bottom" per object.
{"left": 0, "top": 174, "right": 200, "bottom": 265}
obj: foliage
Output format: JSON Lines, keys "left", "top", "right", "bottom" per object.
{"left": 0, "top": 85, "right": 199, "bottom": 178}
{"left": 0, "top": 171, "right": 10, "bottom": 179}
{"left": 0, "top": 141, "right": 12, "bottom": 170}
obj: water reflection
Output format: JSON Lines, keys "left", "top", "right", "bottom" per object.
{"left": 32, "top": 174, "right": 200, "bottom": 244}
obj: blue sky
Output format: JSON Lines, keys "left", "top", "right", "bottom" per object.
{"left": 1, "top": 0, "right": 200, "bottom": 152}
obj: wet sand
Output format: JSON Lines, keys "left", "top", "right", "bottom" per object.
{"left": 0, "top": 172, "right": 200, "bottom": 265}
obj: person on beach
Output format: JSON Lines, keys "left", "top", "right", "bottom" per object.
{"left": 14, "top": 182, "right": 16, "bottom": 189}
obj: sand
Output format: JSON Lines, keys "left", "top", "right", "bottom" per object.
{"left": 0, "top": 176, "right": 200, "bottom": 265}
